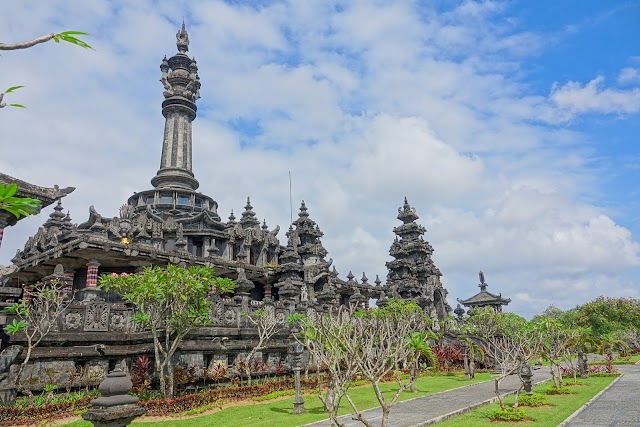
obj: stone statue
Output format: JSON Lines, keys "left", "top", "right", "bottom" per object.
{"left": 160, "top": 56, "right": 174, "bottom": 98}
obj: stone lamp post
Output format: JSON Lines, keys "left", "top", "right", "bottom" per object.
{"left": 289, "top": 342, "right": 306, "bottom": 414}
{"left": 519, "top": 364, "right": 534, "bottom": 395}
{"left": 82, "top": 366, "right": 146, "bottom": 427}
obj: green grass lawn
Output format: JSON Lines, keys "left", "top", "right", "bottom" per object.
{"left": 62, "top": 373, "right": 491, "bottom": 427}
{"left": 433, "top": 375, "right": 617, "bottom": 427}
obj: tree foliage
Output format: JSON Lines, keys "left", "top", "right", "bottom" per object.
{"left": 98, "top": 265, "right": 234, "bottom": 397}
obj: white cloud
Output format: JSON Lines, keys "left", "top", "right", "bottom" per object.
{"left": 549, "top": 76, "right": 640, "bottom": 118}
{"left": 1, "top": 0, "right": 639, "bottom": 319}
{"left": 618, "top": 67, "right": 640, "bottom": 85}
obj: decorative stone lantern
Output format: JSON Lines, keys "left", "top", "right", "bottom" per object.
{"left": 82, "top": 366, "right": 146, "bottom": 427}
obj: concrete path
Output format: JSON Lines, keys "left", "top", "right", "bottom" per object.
{"left": 561, "top": 363, "right": 640, "bottom": 427}
{"left": 303, "top": 369, "right": 552, "bottom": 427}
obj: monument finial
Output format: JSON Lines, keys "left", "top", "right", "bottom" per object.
{"left": 478, "top": 270, "right": 488, "bottom": 291}
{"left": 176, "top": 21, "right": 190, "bottom": 53}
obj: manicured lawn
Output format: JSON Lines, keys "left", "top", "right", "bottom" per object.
{"left": 62, "top": 373, "right": 491, "bottom": 427}
{"left": 433, "top": 375, "right": 617, "bottom": 427}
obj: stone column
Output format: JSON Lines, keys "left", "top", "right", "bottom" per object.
{"left": 82, "top": 260, "right": 101, "bottom": 302}
{"left": 264, "top": 285, "right": 272, "bottom": 301}
{"left": 65, "top": 269, "right": 75, "bottom": 299}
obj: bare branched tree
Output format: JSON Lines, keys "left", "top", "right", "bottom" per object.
{"left": 242, "top": 307, "right": 281, "bottom": 386}
{"left": 291, "top": 300, "right": 429, "bottom": 427}
{"left": 4, "top": 274, "right": 72, "bottom": 389}
{"left": 465, "top": 308, "right": 542, "bottom": 410}
{"left": 291, "top": 307, "right": 360, "bottom": 427}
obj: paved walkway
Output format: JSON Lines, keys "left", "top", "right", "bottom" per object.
{"left": 562, "top": 363, "right": 640, "bottom": 427}
{"left": 304, "top": 369, "right": 552, "bottom": 427}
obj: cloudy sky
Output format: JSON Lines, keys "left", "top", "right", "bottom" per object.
{"left": 1, "top": 0, "right": 639, "bottom": 318}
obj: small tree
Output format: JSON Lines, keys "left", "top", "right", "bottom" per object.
{"left": 293, "top": 300, "right": 430, "bottom": 427}
{"left": 343, "top": 300, "right": 430, "bottom": 427}
{"left": 406, "top": 331, "right": 438, "bottom": 392}
{"left": 241, "top": 307, "right": 281, "bottom": 386}
{"left": 99, "top": 265, "right": 234, "bottom": 397}
{"left": 4, "top": 278, "right": 72, "bottom": 389}
{"left": 465, "top": 308, "right": 541, "bottom": 411}
{"left": 290, "top": 308, "right": 360, "bottom": 427}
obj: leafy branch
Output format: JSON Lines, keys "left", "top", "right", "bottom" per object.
{"left": 1, "top": 31, "right": 92, "bottom": 109}
{"left": 0, "top": 31, "right": 92, "bottom": 51}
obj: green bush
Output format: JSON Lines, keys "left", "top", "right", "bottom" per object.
{"left": 518, "top": 393, "right": 549, "bottom": 407}
{"left": 545, "top": 385, "right": 573, "bottom": 395}
{"left": 252, "top": 389, "right": 294, "bottom": 401}
{"left": 489, "top": 407, "right": 529, "bottom": 421}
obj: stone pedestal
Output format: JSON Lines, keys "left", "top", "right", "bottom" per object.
{"left": 82, "top": 367, "right": 146, "bottom": 427}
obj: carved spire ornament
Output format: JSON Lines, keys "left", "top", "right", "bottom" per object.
{"left": 151, "top": 23, "right": 201, "bottom": 191}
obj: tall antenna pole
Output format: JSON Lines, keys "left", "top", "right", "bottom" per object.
{"left": 289, "top": 171, "right": 293, "bottom": 225}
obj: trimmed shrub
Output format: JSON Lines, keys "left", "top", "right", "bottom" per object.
{"left": 489, "top": 408, "right": 529, "bottom": 421}
{"left": 518, "top": 393, "right": 549, "bottom": 407}
{"left": 545, "top": 385, "right": 573, "bottom": 395}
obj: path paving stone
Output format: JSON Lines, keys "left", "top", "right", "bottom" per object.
{"left": 562, "top": 363, "right": 640, "bottom": 427}
{"left": 303, "top": 369, "right": 552, "bottom": 427}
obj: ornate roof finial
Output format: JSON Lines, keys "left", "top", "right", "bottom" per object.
{"left": 228, "top": 210, "right": 236, "bottom": 223}
{"left": 299, "top": 200, "right": 309, "bottom": 218}
{"left": 479, "top": 270, "right": 488, "bottom": 291}
{"left": 347, "top": 271, "right": 355, "bottom": 282}
{"left": 361, "top": 273, "right": 369, "bottom": 284}
{"left": 176, "top": 20, "right": 189, "bottom": 53}
{"left": 262, "top": 219, "right": 268, "bottom": 230}
{"left": 374, "top": 274, "right": 382, "bottom": 286}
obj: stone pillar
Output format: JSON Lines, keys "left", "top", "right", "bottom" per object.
{"left": 82, "top": 367, "right": 146, "bottom": 427}
{"left": 364, "top": 300, "right": 370, "bottom": 311}
{"left": 264, "top": 286, "right": 272, "bottom": 301}
{"left": 64, "top": 269, "right": 75, "bottom": 299}
{"left": 86, "top": 260, "right": 101, "bottom": 288}
{"left": 82, "top": 260, "right": 101, "bottom": 302}
{"left": 289, "top": 343, "right": 306, "bottom": 415}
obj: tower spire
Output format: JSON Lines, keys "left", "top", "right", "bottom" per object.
{"left": 151, "top": 23, "right": 201, "bottom": 191}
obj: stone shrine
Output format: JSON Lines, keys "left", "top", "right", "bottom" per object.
{"left": 0, "top": 25, "right": 452, "bottom": 389}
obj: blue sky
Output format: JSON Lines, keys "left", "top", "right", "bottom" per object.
{"left": 1, "top": 0, "right": 639, "bottom": 317}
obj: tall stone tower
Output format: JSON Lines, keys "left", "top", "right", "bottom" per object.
{"left": 151, "top": 22, "right": 201, "bottom": 191}
{"left": 385, "top": 198, "right": 451, "bottom": 320}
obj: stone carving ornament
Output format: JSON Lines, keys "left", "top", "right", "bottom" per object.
{"left": 84, "top": 303, "right": 110, "bottom": 332}
{"left": 109, "top": 312, "right": 128, "bottom": 331}
{"left": 64, "top": 311, "right": 84, "bottom": 330}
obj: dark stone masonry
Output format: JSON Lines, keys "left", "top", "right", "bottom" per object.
{"left": 0, "top": 25, "right": 503, "bottom": 391}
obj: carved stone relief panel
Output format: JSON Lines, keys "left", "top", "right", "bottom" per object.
{"left": 83, "top": 303, "right": 110, "bottom": 332}
{"left": 63, "top": 310, "right": 84, "bottom": 330}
